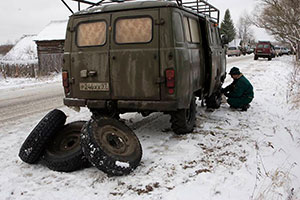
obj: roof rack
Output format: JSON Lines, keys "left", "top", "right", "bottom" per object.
{"left": 61, "top": 0, "right": 219, "bottom": 23}
{"left": 174, "top": 0, "right": 219, "bottom": 24}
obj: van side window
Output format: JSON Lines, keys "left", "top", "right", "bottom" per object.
{"left": 214, "top": 27, "right": 221, "bottom": 45}
{"left": 210, "top": 26, "right": 216, "bottom": 45}
{"left": 183, "top": 17, "right": 191, "bottom": 42}
{"left": 172, "top": 12, "right": 184, "bottom": 42}
{"left": 77, "top": 21, "right": 107, "bottom": 47}
{"left": 115, "top": 17, "right": 152, "bottom": 44}
{"left": 189, "top": 18, "right": 200, "bottom": 43}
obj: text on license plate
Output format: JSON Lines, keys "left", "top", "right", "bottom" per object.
{"left": 79, "top": 82, "right": 109, "bottom": 91}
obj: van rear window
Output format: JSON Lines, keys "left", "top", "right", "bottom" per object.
{"left": 115, "top": 17, "right": 152, "bottom": 44}
{"left": 77, "top": 21, "right": 107, "bottom": 47}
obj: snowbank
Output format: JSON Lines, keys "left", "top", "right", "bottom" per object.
{"left": 0, "top": 73, "right": 61, "bottom": 90}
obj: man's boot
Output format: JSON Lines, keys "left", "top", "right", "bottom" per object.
{"left": 241, "top": 104, "right": 250, "bottom": 111}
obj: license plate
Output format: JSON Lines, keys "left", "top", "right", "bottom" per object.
{"left": 79, "top": 82, "right": 109, "bottom": 91}
{"left": 257, "top": 50, "right": 262, "bottom": 52}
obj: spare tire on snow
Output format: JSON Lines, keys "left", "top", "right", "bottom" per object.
{"left": 81, "top": 118, "right": 142, "bottom": 176}
{"left": 41, "top": 121, "right": 90, "bottom": 172}
{"left": 19, "top": 109, "right": 66, "bottom": 164}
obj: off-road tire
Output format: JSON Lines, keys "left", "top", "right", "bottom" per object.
{"left": 81, "top": 118, "right": 142, "bottom": 176}
{"left": 19, "top": 109, "right": 66, "bottom": 164}
{"left": 206, "top": 92, "right": 222, "bottom": 109}
{"left": 41, "top": 121, "right": 90, "bottom": 172}
{"left": 170, "top": 96, "right": 196, "bottom": 135}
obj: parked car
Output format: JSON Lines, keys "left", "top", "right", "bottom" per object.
{"left": 254, "top": 41, "right": 275, "bottom": 61}
{"left": 246, "top": 47, "right": 254, "bottom": 54}
{"left": 227, "top": 46, "right": 241, "bottom": 57}
{"left": 281, "top": 47, "right": 290, "bottom": 55}
{"left": 274, "top": 46, "right": 282, "bottom": 56}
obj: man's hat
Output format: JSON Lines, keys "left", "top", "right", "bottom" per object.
{"left": 229, "top": 67, "right": 241, "bottom": 75}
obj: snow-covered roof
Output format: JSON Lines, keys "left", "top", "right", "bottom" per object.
{"left": 35, "top": 20, "right": 68, "bottom": 42}
{"left": 0, "top": 35, "right": 37, "bottom": 65}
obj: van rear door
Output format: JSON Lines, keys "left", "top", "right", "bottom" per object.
{"left": 71, "top": 14, "right": 111, "bottom": 100}
{"left": 110, "top": 9, "right": 160, "bottom": 100}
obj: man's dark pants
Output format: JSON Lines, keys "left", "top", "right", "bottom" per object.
{"left": 227, "top": 97, "right": 252, "bottom": 108}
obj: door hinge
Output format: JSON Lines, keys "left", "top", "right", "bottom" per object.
{"left": 155, "top": 18, "right": 165, "bottom": 25}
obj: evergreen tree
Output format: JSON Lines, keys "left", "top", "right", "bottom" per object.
{"left": 220, "top": 9, "right": 236, "bottom": 43}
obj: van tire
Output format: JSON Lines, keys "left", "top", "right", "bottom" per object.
{"left": 19, "top": 109, "right": 66, "bottom": 164}
{"left": 254, "top": 55, "right": 258, "bottom": 60}
{"left": 41, "top": 121, "right": 90, "bottom": 172}
{"left": 206, "top": 92, "right": 222, "bottom": 109}
{"left": 81, "top": 118, "right": 142, "bottom": 176}
{"left": 170, "top": 96, "right": 196, "bottom": 135}
{"left": 268, "top": 56, "right": 272, "bottom": 61}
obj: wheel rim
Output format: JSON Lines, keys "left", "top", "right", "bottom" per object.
{"left": 60, "top": 134, "right": 80, "bottom": 151}
{"left": 48, "top": 131, "right": 81, "bottom": 155}
{"left": 95, "top": 125, "right": 136, "bottom": 157}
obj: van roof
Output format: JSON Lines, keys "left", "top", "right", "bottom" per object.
{"left": 74, "top": 1, "right": 178, "bottom": 15}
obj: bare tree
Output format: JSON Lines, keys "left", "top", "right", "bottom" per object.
{"left": 252, "top": 0, "right": 300, "bottom": 60}
{"left": 237, "top": 13, "right": 255, "bottom": 47}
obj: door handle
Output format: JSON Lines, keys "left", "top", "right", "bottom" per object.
{"left": 88, "top": 70, "right": 97, "bottom": 77}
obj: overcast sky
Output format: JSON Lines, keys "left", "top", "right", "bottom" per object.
{"left": 0, "top": 0, "right": 272, "bottom": 45}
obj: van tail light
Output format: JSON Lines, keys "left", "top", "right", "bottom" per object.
{"left": 62, "top": 71, "right": 70, "bottom": 93}
{"left": 165, "top": 69, "right": 175, "bottom": 94}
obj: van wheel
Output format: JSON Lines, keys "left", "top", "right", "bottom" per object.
{"left": 205, "top": 92, "right": 222, "bottom": 109}
{"left": 19, "top": 109, "right": 66, "bottom": 164}
{"left": 254, "top": 55, "right": 258, "bottom": 60}
{"left": 81, "top": 118, "right": 142, "bottom": 176}
{"left": 170, "top": 96, "right": 196, "bottom": 135}
{"left": 41, "top": 121, "right": 90, "bottom": 172}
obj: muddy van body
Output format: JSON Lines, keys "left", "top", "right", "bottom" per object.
{"left": 62, "top": 0, "right": 227, "bottom": 134}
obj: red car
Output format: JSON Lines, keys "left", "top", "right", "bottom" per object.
{"left": 254, "top": 41, "right": 275, "bottom": 61}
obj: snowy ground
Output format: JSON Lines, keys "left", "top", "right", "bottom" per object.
{"left": 0, "top": 73, "right": 61, "bottom": 90}
{"left": 0, "top": 56, "right": 299, "bottom": 200}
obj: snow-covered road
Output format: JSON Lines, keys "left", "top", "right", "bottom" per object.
{"left": 0, "top": 82, "right": 64, "bottom": 124}
{"left": 0, "top": 55, "right": 299, "bottom": 200}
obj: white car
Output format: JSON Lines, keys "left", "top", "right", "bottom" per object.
{"left": 227, "top": 47, "right": 241, "bottom": 57}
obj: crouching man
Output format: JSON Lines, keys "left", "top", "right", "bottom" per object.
{"left": 222, "top": 67, "right": 254, "bottom": 111}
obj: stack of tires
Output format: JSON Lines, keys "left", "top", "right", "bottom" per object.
{"left": 19, "top": 109, "right": 142, "bottom": 176}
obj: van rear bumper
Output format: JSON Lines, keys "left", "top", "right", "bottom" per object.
{"left": 64, "top": 98, "right": 178, "bottom": 111}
